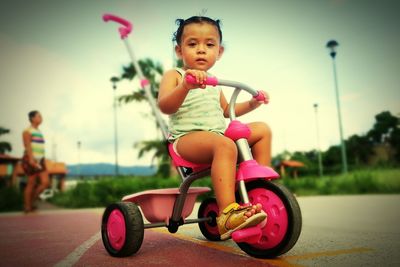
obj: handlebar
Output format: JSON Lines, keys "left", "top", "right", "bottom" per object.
{"left": 253, "top": 91, "right": 268, "bottom": 103}
{"left": 185, "top": 74, "right": 218, "bottom": 87}
{"left": 102, "top": 13, "right": 132, "bottom": 39}
{"left": 185, "top": 74, "right": 268, "bottom": 103}
{"left": 185, "top": 74, "right": 268, "bottom": 120}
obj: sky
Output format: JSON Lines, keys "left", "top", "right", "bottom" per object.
{"left": 0, "top": 0, "right": 399, "bottom": 166}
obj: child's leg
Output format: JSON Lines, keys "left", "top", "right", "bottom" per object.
{"left": 247, "top": 122, "right": 272, "bottom": 166}
{"left": 177, "top": 131, "right": 267, "bottom": 239}
{"left": 176, "top": 131, "right": 237, "bottom": 212}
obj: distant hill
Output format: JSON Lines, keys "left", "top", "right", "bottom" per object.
{"left": 67, "top": 163, "right": 157, "bottom": 177}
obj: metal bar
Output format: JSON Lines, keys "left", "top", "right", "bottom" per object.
{"left": 218, "top": 79, "right": 258, "bottom": 96}
{"left": 236, "top": 138, "right": 253, "bottom": 162}
{"left": 144, "top": 222, "right": 167, "bottom": 229}
{"left": 228, "top": 88, "right": 241, "bottom": 120}
{"left": 184, "top": 217, "right": 212, "bottom": 224}
{"left": 238, "top": 180, "right": 250, "bottom": 204}
{"left": 171, "top": 168, "right": 211, "bottom": 222}
{"left": 143, "top": 217, "right": 211, "bottom": 230}
{"left": 112, "top": 87, "right": 119, "bottom": 176}
{"left": 331, "top": 58, "right": 348, "bottom": 174}
{"left": 123, "top": 39, "right": 170, "bottom": 139}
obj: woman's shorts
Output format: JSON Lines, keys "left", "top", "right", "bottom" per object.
{"left": 22, "top": 155, "right": 46, "bottom": 176}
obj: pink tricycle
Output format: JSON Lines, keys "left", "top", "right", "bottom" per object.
{"left": 101, "top": 14, "right": 302, "bottom": 258}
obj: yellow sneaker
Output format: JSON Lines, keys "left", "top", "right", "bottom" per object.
{"left": 217, "top": 203, "right": 267, "bottom": 240}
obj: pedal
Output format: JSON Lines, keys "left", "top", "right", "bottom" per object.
{"left": 231, "top": 220, "right": 265, "bottom": 244}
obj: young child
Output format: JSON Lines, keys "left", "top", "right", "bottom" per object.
{"left": 158, "top": 16, "right": 272, "bottom": 240}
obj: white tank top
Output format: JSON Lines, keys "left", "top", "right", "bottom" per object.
{"left": 168, "top": 68, "right": 226, "bottom": 140}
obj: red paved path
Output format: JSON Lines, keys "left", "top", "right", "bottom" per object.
{"left": 0, "top": 210, "right": 278, "bottom": 267}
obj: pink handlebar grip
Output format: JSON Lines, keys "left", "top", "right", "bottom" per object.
{"left": 102, "top": 13, "right": 132, "bottom": 39}
{"left": 254, "top": 91, "right": 268, "bottom": 103}
{"left": 185, "top": 74, "right": 218, "bottom": 87}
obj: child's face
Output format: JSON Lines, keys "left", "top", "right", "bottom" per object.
{"left": 176, "top": 22, "right": 224, "bottom": 71}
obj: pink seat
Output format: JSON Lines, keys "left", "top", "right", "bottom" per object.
{"left": 168, "top": 143, "right": 210, "bottom": 172}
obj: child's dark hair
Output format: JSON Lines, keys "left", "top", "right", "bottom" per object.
{"left": 28, "top": 110, "right": 39, "bottom": 122}
{"left": 173, "top": 16, "right": 222, "bottom": 45}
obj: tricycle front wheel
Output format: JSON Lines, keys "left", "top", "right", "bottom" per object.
{"left": 236, "top": 180, "right": 302, "bottom": 258}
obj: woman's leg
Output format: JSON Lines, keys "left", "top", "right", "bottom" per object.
{"left": 24, "top": 175, "right": 37, "bottom": 212}
{"left": 33, "top": 170, "right": 50, "bottom": 202}
{"left": 247, "top": 122, "right": 272, "bottom": 166}
{"left": 176, "top": 131, "right": 237, "bottom": 212}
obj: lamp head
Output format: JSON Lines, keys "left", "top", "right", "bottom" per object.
{"left": 110, "top": 76, "right": 120, "bottom": 90}
{"left": 326, "top": 40, "right": 339, "bottom": 58}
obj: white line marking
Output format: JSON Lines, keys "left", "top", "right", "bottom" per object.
{"left": 54, "top": 232, "right": 101, "bottom": 267}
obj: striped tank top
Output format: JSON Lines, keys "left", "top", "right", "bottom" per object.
{"left": 26, "top": 126, "right": 45, "bottom": 160}
{"left": 168, "top": 68, "right": 226, "bottom": 140}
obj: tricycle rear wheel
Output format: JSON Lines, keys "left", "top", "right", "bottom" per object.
{"left": 198, "top": 197, "right": 221, "bottom": 241}
{"left": 101, "top": 202, "right": 144, "bottom": 257}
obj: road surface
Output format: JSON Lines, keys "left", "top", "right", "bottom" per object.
{"left": 0, "top": 194, "right": 399, "bottom": 266}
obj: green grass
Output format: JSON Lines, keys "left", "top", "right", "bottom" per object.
{"left": 1, "top": 167, "right": 399, "bottom": 211}
{"left": 281, "top": 168, "right": 400, "bottom": 196}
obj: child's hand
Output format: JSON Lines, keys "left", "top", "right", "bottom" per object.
{"left": 183, "top": 69, "right": 207, "bottom": 90}
{"left": 250, "top": 90, "right": 269, "bottom": 109}
{"left": 29, "top": 158, "right": 41, "bottom": 170}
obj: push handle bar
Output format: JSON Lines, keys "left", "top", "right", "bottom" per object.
{"left": 102, "top": 13, "right": 132, "bottom": 39}
{"left": 185, "top": 74, "right": 218, "bottom": 87}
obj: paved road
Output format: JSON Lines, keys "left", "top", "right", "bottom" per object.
{"left": 0, "top": 194, "right": 399, "bottom": 266}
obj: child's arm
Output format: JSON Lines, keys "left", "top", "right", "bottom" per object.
{"left": 158, "top": 69, "right": 207, "bottom": 114}
{"left": 220, "top": 90, "right": 269, "bottom": 118}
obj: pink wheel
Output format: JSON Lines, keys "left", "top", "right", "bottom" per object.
{"left": 248, "top": 187, "right": 288, "bottom": 249}
{"left": 101, "top": 202, "right": 144, "bottom": 257}
{"left": 236, "top": 180, "right": 302, "bottom": 258}
{"left": 198, "top": 198, "right": 221, "bottom": 241}
{"left": 107, "top": 209, "right": 126, "bottom": 250}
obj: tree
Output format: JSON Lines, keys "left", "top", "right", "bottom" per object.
{"left": 367, "top": 111, "right": 400, "bottom": 163}
{"left": 116, "top": 58, "right": 171, "bottom": 176}
{"left": 322, "top": 145, "right": 341, "bottom": 173}
{"left": 367, "top": 111, "right": 399, "bottom": 144}
{"left": 345, "top": 134, "right": 374, "bottom": 165}
{"left": 134, "top": 140, "right": 170, "bottom": 178}
{"left": 0, "top": 127, "right": 12, "bottom": 154}
{"left": 118, "top": 58, "right": 163, "bottom": 104}
{"left": 389, "top": 127, "right": 400, "bottom": 161}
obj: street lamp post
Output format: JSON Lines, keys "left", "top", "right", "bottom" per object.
{"left": 77, "top": 141, "right": 81, "bottom": 179}
{"left": 313, "top": 103, "right": 323, "bottom": 177}
{"left": 326, "top": 40, "right": 348, "bottom": 174}
{"left": 110, "top": 77, "right": 120, "bottom": 177}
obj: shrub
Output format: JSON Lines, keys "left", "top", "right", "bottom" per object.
{"left": 0, "top": 186, "right": 23, "bottom": 212}
{"left": 48, "top": 168, "right": 400, "bottom": 209}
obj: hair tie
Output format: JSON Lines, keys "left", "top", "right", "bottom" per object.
{"left": 175, "top": 19, "right": 184, "bottom": 26}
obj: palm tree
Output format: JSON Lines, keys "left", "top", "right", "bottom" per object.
{"left": 117, "top": 58, "right": 172, "bottom": 177}
{"left": 134, "top": 140, "right": 170, "bottom": 178}
{"left": 0, "top": 127, "right": 12, "bottom": 154}
{"left": 118, "top": 58, "right": 163, "bottom": 104}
